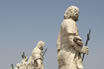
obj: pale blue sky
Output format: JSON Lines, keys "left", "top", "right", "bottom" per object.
{"left": 0, "top": 0, "right": 104, "bottom": 69}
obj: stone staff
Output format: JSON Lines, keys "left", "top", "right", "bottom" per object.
{"left": 11, "top": 64, "right": 14, "bottom": 69}
{"left": 82, "top": 29, "right": 91, "bottom": 61}
{"left": 43, "top": 48, "right": 47, "bottom": 57}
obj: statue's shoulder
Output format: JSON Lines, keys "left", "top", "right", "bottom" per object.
{"left": 32, "top": 48, "right": 41, "bottom": 54}
{"left": 61, "top": 19, "right": 75, "bottom": 28}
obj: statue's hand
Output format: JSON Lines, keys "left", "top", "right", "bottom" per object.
{"left": 81, "top": 46, "right": 88, "bottom": 55}
{"left": 73, "top": 36, "right": 83, "bottom": 47}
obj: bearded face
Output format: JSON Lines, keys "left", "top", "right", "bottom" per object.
{"left": 64, "top": 6, "right": 79, "bottom": 21}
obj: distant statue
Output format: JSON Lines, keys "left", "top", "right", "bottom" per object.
{"left": 56, "top": 6, "right": 88, "bottom": 69}
{"left": 15, "top": 56, "right": 28, "bottom": 69}
{"left": 28, "top": 41, "right": 45, "bottom": 69}
{"left": 14, "top": 41, "right": 45, "bottom": 69}
{"left": 15, "top": 63, "right": 20, "bottom": 69}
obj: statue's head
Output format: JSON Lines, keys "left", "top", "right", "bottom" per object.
{"left": 64, "top": 5, "right": 79, "bottom": 21}
{"left": 36, "top": 41, "right": 45, "bottom": 50}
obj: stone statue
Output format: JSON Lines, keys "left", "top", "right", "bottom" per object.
{"left": 56, "top": 6, "right": 88, "bottom": 69}
{"left": 14, "top": 41, "right": 45, "bottom": 69}
{"left": 15, "top": 56, "right": 28, "bottom": 69}
{"left": 28, "top": 41, "right": 45, "bottom": 69}
{"left": 15, "top": 63, "right": 20, "bottom": 69}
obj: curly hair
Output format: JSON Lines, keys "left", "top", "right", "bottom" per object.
{"left": 64, "top": 6, "right": 79, "bottom": 21}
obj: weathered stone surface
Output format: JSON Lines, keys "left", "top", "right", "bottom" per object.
{"left": 56, "top": 5, "right": 88, "bottom": 69}
{"left": 14, "top": 41, "right": 45, "bottom": 69}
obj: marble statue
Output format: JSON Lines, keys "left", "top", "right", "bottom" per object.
{"left": 56, "top": 6, "right": 88, "bottom": 69}
{"left": 14, "top": 41, "right": 45, "bottom": 69}
{"left": 28, "top": 41, "right": 45, "bottom": 69}
{"left": 15, "top": 56, "right": 28, "bottom": 69}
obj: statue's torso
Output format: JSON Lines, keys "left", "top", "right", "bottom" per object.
{"left": 57, "top": 19, "right": 83, "bottom": 69}
{"left": 60, "top": 19, "right": 78, "bottom": 50}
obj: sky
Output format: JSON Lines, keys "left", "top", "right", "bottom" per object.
{"left": 0, "top": 0, "right": 104, "bottom": 69}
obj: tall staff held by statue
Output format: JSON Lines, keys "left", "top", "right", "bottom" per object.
{"left": 82, "top": 29, "right": 91, "bottom": 61}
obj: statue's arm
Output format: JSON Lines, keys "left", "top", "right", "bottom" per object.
{"left": 34, "top": 54, "right": 43, "bottom": 68}
{"left": 73, "top": 36, "right": 88, "bottom": 55}
{"left": 36, "top": 59, "right": 42, "bottom": 68}
{"left": 65, "top": 22, "right": 88, "bottom": 54}
{"left": 56, "top": 33, "right": 61, "bottom": 53}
